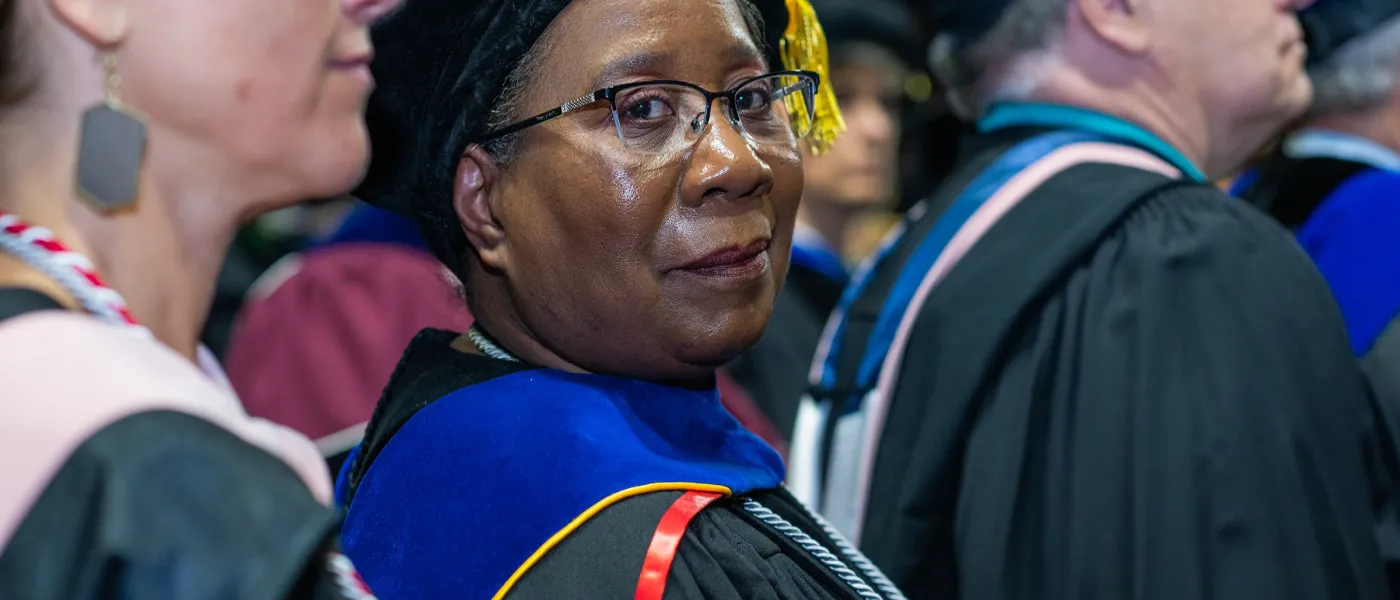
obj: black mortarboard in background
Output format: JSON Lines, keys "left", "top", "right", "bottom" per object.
{"left": 811, "top": 0, "right": 923, "bottom": 68}
{"left": 1298, "top": 0, "right": 1400, "bottom": 67}
{"left": 355, "top": 0, "right": 793, "bottom": 275}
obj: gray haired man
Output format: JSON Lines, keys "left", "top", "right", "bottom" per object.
{"left": 1235, "top": 0, "right": 1400, "bottom": 415}
{"left": 787, "top": 0, "right": 1400, "bottom": 597}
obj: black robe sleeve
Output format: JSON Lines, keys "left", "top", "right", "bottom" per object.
{"left": 1362, "top": 317, "right": 1400, "bottom": 592}
{"left": 0, "top": 410, "right": 363, "bottom": 600}
{"left": 954, "top": 186, "right": 1398, "bottom": 599}
{"left": 665, "top": 498, "right": 850, "bottom": 600}
{"left": 510, "top": 490, "right": 866, "bottom": 599}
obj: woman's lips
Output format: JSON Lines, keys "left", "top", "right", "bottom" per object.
{"left": 676, "top": 238, "right": 771, "bottom": 279}
{"left": 329, "top": 53, "right": 375, "bottom": 87}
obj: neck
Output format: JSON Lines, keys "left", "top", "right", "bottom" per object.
{"left": 466, "top": 278, "right": 589, "bottom": 375}
{"left": 795, "top": 200, "right": 852, "bottom": 256}
{"left": 1027, "top": 73, "right": 1214, "bottom": 177}
{"left": 467, "top": 271, "right": 717, "bottom": 390}
{"left": 1308, "top": 106, "right": 1400, "bottom": 155}
{"left": 0, "top": 107, "right": 237, "bottom": 360}
{"left": 74, "top": 183, "right": 234, "bottom": 360}
{"left": 1016, "top": 35, "right": 1284, "bottom": 180}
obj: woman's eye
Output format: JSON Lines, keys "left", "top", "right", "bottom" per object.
{"left": 736, "top": 88, "right": 772, "bottom": 112}
{"left": 624, "top": 98, "right": 673, "bottom": 120}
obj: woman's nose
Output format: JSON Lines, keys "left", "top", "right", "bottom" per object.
{"left": 681, "top": 114, "right": 775, "bottom": 208}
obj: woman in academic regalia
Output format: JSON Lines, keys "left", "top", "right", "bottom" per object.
{"left": 335, "top": 0, "right": 905, "bottom": 598}
{"left": 0, "top": 0, "right": 400, "bottom": 594}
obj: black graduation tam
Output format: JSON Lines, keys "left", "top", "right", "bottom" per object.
{"left": 1299, "top": 0, "right": 1400, "bottom": 67}
{"left": 357, "top": 0, "right": 573, "bottom": 217}
{"left": 811, "top": 0, "right": 922, "bottom": 68}
{"left": 926, "top": 0, "right": 1015, "bottom": 47}
{"left": 357, "top": 0, "right": 795, "bottom": 218}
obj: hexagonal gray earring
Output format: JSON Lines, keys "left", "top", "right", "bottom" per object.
{"left": 75, "top": 54, "right": 146, "bottom": 213}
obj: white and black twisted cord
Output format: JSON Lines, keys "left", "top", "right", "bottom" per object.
{"left": 742, "top": 499, "right": 885, "bottom": 600}
{"left": 466, "top": 326, "right": 520, "bottom": 362}
{"left": 798, "top": 502, "right": 907, "bottom": 600}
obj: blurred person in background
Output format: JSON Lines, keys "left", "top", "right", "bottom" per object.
{"left": 886, "top": 0, "right": 973, "bottom": 215}
{"left": 1233, "top": 0, "right": 1400, "bottom": 410}
{"left": 892, "top": 91, "right": 969, "bottom": 215}
{"left": 728, "top": 0, "right": 922, "bottom": 440}
{"left": 202, "top": 196, "right": 357, "bottom": 359}
{"left": 0, "top": 0, "right": 399, "bottom": 594}
{"left": 224, "top": 201, "right": 472, "bottom": 473}
{"left": 788, "top": 0, "right": 1400, "bottom": 597}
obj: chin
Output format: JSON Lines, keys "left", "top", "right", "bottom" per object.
{"left": 299, "top": 129, "right": 372, "bottom": 199}
{"left": 1287, "top": 76, "right": 1314, "bottom": 118}
{"left": 674, "top": 309, "right": 772, "bottom": 368}
{"left": 314, "top": 157, "right": 371, "bottom": 199}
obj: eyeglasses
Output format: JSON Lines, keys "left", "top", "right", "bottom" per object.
{"left": 478, "top": 70, "right": 820, "bottom": 156}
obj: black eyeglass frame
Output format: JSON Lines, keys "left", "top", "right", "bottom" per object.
{"left": 476, "top": 69, "right": 822, "bottom": 144}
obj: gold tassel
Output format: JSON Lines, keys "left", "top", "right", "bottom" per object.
{"left": 780, "top": 0, "right": 845, "bottom": 154}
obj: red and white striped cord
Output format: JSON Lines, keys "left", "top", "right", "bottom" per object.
{"left": 0, "top": 210, "right": 148, "bottom": 335}
{"left": 328, "top": 552, "right": 378, "bottom": 599}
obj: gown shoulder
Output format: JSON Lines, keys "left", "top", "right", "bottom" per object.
{"left": 511, "top": 488, "right": 872, "bottom": 599}
{"left": 0, "top": 410, "right": 346, "bottom": 600}
{"left": 948, "top": 181, "right": 1395, "bottom": 599}
{"left": 340, "top": 364, "right": 790, "bottom": 598}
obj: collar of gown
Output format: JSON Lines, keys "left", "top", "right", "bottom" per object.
{"left": 1284, "top": 128, "right": 1400, "bottom": 173}
{"left": 978, "top": 101, "right": 1209, "bottom": 182}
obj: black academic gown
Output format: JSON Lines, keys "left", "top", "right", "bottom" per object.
{"left": 1236, "top": 152, "right": 1400, "bottom": 512}
{"left": 0, "top": 288, "right": 367, "bottom": 600}
{"left": 337, "top": 329, "right": 904, "bottom": 599}
{"left": 811, "top": 128, "right": 1400, "bottom": 599}
{"left": 1236, "top": 154, "right": 1373, "bottom": 230}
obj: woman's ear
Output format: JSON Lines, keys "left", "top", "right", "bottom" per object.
{"left": 454, "top": 145, "right": 509, "bottom": 271}
{"left": 48, "top": 0, "right": 130, "bottom": 47}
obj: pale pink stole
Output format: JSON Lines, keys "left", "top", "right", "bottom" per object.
{"left": 0, "top": 312, "right": 332, "bottom": 548}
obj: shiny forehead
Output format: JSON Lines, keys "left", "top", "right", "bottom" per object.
{"left": 593, "top": 43, "right": 768, "bottom": 89}
{"left": 538, "top": 0, "right": 768, "bottom": 91}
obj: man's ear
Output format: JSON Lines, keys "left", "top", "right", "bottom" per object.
{"left": 48, "top": 0, "right": 130, "bottom": 48}
{"left": 454, "top": 145, "right": 509, "bottom": 271}
{"left": 1071, "top": 0, "right": 1150, "bottom": 55}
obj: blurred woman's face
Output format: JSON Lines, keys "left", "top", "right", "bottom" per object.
{"left": 112, "top": 0, "right": 402, "bottom": 213}
{"left": 482, "top": 0, "right": 803, "bottom": 384}
{"left": 803, "top": 51, "right": 903, "bottom": 211}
